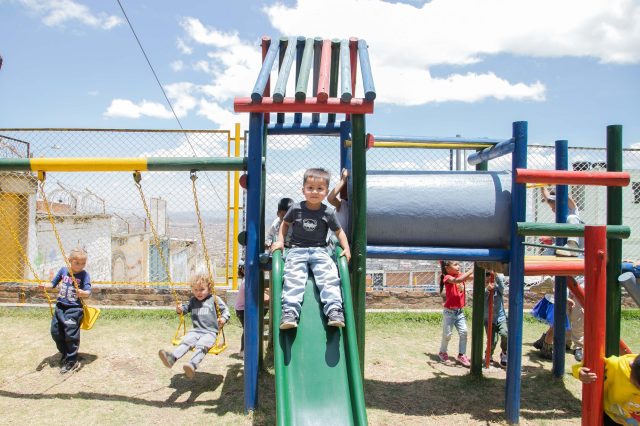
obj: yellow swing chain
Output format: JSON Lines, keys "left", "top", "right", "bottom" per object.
{"left": 0, "top": 197, "right": 54, "bottom": 315}
{"left": 132, "top": 172, "right": 185, "bottom": 343}
{"left": 38, "top": 172, "right": 99, "bottom": 329}
{"left": 191, "top": 171, "right": 227, "bottom": 354}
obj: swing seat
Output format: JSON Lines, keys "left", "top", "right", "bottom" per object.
{"left": 81, "top": 305, "right": 101, "bottom": 330}
{"left": 172, "top": 315, "right": 227, "bottom": 355}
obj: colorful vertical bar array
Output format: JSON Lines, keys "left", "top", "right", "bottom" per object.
{"left": 340, "top": 39, "right": 352, "bottom": 103}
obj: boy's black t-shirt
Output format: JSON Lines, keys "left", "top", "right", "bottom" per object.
{"left": 283, "top": 201, "right": 340, "bottom": 247}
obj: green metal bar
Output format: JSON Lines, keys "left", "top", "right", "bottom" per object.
{"left": 294, "top": 38, "right": 314, "bottom": 101}
{"left": 471, "top": 154, "right": 488, "bottom": 376}
{"left": 336, "top": 245, "right": 368, "bottom": 426}
{"left": 270, "top": 249, "right": 287, "bottom": 424}
{"left": 522, "top": 241, "right": 584, "bottom": 253}
{"left": 517, "top": 222, "right": 630, "bottom": 240}
{"left": 351, "top": 114, "right": 367, "bottom": 375}
{"left": 328, "top": 39, "right": 340, "bottom": 123}
{"left": 606, "top": 124, "right": 623, "bottom": 356}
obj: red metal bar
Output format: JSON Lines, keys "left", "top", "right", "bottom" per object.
{"left": 515, "top": 169, "right": 630, "bottom": 187}
{"left": 234, "top": 97, "right": 374, "bottom": 114}
{"left": 524, "top": 260, "right": 584, "bottom": 276}
{"left": 317, "top": 39, "right": 332, "bottom": 102}
{"left": 485, "top": 273, "right": 495, "bottom": 368}
{"left": 568, "top": 277, "right": 633, "bottom": 355}
{"left": 582, "top": 226, "right": 607, "bottom": 426}
{"left": 261, "top": 37, "right": 271, "bottom": 124}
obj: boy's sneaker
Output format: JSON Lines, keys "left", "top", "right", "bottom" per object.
{"left": 456, "top": 354, "right": 471, "bottom": 368}
{"left": 500, "top": 352, "right": 508, "bottom": 367}
{"left": 438, "top": 352, "right": 449, "bottom": 363}
{"left": 158, "top": 350, "right": 176, "bottom": 368}
{"left": 327, "top": 308, "right": 345, "bottom": 328}
{"left": 60, "top": 359, "right": 79, "bottom": 374}
{"left": 532, "top": 333, "right": 545, "bottom": 350}
{"left": 556, "top": 242, "right": 579, "bottom": 257}
{"left": 574, "top": 347, "right": 584, "bottom": 362}
{"left": 279, "top": 311, "right": 298, "bottom": 330}
{"left": 183, "top": 362, "right": 196, "bottom": 379}
{"left": 540, "top": 342, "right": 553, "bottom": 360}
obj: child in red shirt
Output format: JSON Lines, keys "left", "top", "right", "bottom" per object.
{"left": 438, "top": 260, "right": 473, "bottom": 367}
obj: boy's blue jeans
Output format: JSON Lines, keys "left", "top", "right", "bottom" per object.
{"left": 282, "top": 247, "right": 343, "bottom": 317}
{"left": 439, "top": 308, "right": 468, "bottom": 355}
{"left": 51, "top": 304, "right": 83, "bottom": 362}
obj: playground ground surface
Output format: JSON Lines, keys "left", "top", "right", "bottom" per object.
{"left": 1, "top": 307, "right": 638, "bottom": 425}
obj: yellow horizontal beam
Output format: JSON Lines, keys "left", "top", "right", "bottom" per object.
{"left": 30, "top": 158, "right": 149, "bottom": 172}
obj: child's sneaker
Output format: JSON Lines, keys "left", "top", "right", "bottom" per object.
{"left": 500, "top": 351, "right": 508, "bottom": 367}
{"left": 532, "top": 333, "right": 545, "bottom": 350}
{"left": 60, "top": 359, "right": 79, "bottom": 374}
{"left": 279, "top": 311, "right": 298, "bottom": 330}
{"left": 456, "top": 354, "right": 471, "bottom": 368}
{"left": 556, "top": 241, "right": 579, "bottom": 257}
{"left": 326, "top": 308, "right": 345, "bottom": 328}
{"left": 183, "top": 362, "right": 196, "bottom": 379}
{"left": 158, "top": 349, "right": 176, "bottom": 368}
{"left": 438, "top": 352, "right": 449, "bottom": 363}
{"left": 540, "top": 342, "right": 553, "bottom": 360}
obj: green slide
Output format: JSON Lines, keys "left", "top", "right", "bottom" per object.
{"left": 271, "top": 247, "right": 368, "bottom": 426}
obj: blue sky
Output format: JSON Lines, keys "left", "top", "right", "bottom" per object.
{"left": 1, "top": 0, "right": 639, "bottom": 149}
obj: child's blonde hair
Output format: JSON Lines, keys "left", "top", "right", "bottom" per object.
{"left": 190, "top": 273, "right": 213, "bottom": 290}
{"left": 69, "top": 247, "right": 88, "bottom": 260}
{"left": 303, "top": 168, "right": 331, "bottom": 186}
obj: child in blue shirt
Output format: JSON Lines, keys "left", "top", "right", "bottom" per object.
{"left": 38, "top": 248, "right": 91, "bottom": 374}
{"left": 484, "top": 272, "right": 508, "bottom": 367}
{"left": 159, "top": 274, "right": 230, "bottom": 378}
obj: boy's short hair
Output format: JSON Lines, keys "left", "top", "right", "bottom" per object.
{"left": 303, "top": 168, "right": 330, "bottom": 186}
{"left": 277, "top": 197, "right": 294, "bottom": 213}
{"left": 191, "top": 273, "right": 212, "bottom": 289}
{"left": 69, "top": 247, "right": 88, "bottom": 260}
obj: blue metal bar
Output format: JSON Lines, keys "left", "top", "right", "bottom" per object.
{"left": 341, "top": 120, "right": 353, "bottom": 241}
{"left": 506, "top": 121, "right": 527, "bottom": 424}
{"left": 244, "top": 112, "right": 264, "bottom": 412}
{"left": 251, "top": 41, "right": 279, "bottom": 103}
{"left": 294, "top": 36, "right": 305, "bottom": 123}
{"left": 311, "top": 37, "right": 322, "bottom": 123}
{"left": 273, "top": 36, "right": 297, "bottom": 103}
{"left": 375, "top": 135, "right": 507, "bottom": 145}
{"left": 267, "top": 122, "right": 341, "bottom": 135}
{"left": 468, "top": 138, "right": 516, "bottom": 165}
{"left": 357, "top": 39, "right": 376, "bottom": 102}
{"left": 340, "top": 40, "right": 352, "bottom": 103}
{"left": 553, "top": 139, "right": 569, "bottom": 378}
{"left": 366, "top": 246, "right": 510, "bottom": 262}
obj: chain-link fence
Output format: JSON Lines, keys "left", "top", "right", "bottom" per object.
{"left": 0, "top": 129, "right": 243, "bottom": 289}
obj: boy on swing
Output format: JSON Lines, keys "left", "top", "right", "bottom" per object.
{"left": 159, "top": 274, "right": 230, "bottom": 378}
{"left": 38, "top": 248, "right": 91, "bottom": 374}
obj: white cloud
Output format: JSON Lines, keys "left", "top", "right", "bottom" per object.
{"left": 87, "top": 90, "right": 99, "bottom": 96}
{"left": 176, "top": 37, "right": 193, "bottom": 55}
{"left": 263, "top": 0, "right": 640, "bottom": 105}
{"left": 171, "top": 60, "right": 184, "bottom": 72}
{"left": 197, "top": 99, "right": 248, "bottom": 130}
{"left": 19, "top": 0, "right": 123, "bottom": 29}
{"left": 104, "top": 99, "right": 173, "bottom": 119}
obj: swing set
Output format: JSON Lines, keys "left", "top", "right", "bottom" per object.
{"left": 0, "top": 156, "right": 246, "bottom": 353}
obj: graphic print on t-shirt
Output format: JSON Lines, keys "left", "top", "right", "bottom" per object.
{"left": 303, "top": 219, "right": 317, "bottom": 232}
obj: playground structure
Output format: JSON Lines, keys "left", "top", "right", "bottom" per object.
{"left": 0, "top": 34, "right": 638, "bottom": 425}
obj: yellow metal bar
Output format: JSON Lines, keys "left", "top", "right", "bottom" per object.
{"left": 232, "top": 123, "right": 241, "bottom": 290}
{"left": 225, "top": 132, "right": 232, "bottom": 288}
{"left": 343, "top": 140, "right": 493, "bottom": 150}
{"left": 30, "top": 157, "right": 148, "bottom": 172}
{"left": 0, "top": 278, "right": 228, "bottom": 287}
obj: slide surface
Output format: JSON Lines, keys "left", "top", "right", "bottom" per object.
{"left": 272, "top": 248, "right": 367, "bottom": 426}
